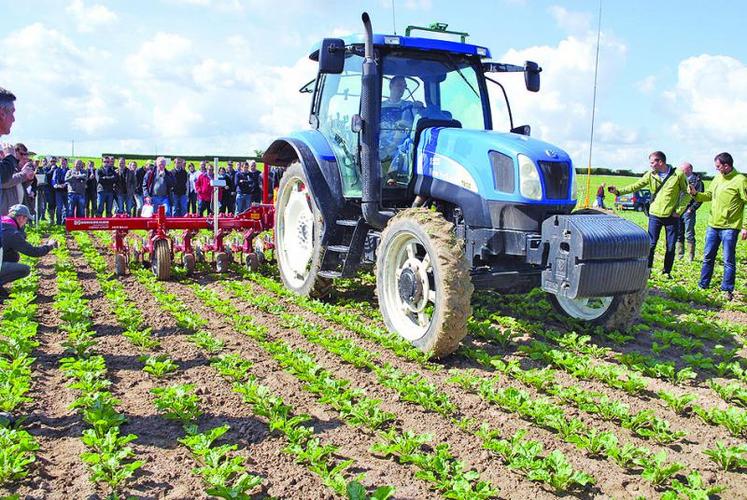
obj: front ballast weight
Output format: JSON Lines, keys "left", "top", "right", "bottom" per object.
{"left": 537, "top": 213, "right": 650, "bottom": 328}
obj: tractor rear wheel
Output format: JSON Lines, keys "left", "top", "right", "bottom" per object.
{"left": 549, "top": 288, "right": 648, "bottom": 330}
{"left": 114, "top": 253, "right": 127, "bottom": 276}
{"left": 275, "top": 162, "right": 331, "bottom": 298}
{"left": 376, "top": 208, "right": 473, "bottom": 358}
{"left": 151, "top": 239, "right": 171, "bottom": 281}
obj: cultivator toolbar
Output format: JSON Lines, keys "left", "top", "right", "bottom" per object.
{"left": 65, "top": 160, "right": 276, "bottom": 280}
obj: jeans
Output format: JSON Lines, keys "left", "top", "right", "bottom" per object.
{"left": 116, "top": 194, "right": 135, "bottom": 215}
{"left": 66, "top": 193, "right": 86, "bottom": 218}
{"left": 647, "top": 215, "right": 678, "bottom": 274}
{"left": 235, "top": 193, "right": 250, "bottom": 214}
{"left": 188, "top": 192, "right": 197, "bottom": 214}
{"left": 85, "top": 191, "right": 97, "bottom": 217}
{"left": 198, "top": 199, "right": 211, "bottom": 216}
{"left": 172, "top": 194, "right": 188, "bottom": 216}
{"left": 699, "top": 227, "right": 739, "bottom": 292}
{"left": 54, "top": 191, "right": 67, "bottom": 225}
{"left": 38, "top": 191, "right": 48, "bottom": 221}
{"left": 596, "top": 195, "right": 605, "bottom": 209}
{"left": 677, "top": 209, "right": 697, "bottom": 244}
{"left": 134, "top": 194, "right": 143, "bottom": 216}
{"left": 152, "top": 195, "right": 170, "bottom": 216}
{"left": 0, "top": 262, "right": 30, "bottom": 287}
{"left": 97, "top": 191, "right": 115, "bottom": 217}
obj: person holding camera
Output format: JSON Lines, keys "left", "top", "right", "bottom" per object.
{"left": 676, "top": 162, "right": 704, "bottom": 261}
{"left": 0, "top": 204, "right": 57, "bottom": 302}
{"left": 0, "top": 144, "right": 35, "bottom": 215}
{"left": 690, "top": 152, "right": 747, "bottom": 301}
{"left": 608, "top": 151, "right": 689, "bottom": 278}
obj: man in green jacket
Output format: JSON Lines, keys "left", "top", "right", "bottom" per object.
{"left": 691, "top": 152, "right": 747, "bottom": 301}
{"left": 609, "top": 151, "right": 689, "bottom": 277}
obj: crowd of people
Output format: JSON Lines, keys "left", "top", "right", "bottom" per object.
{"left": 2, "top": 154, "right": 281, "bottom": 225}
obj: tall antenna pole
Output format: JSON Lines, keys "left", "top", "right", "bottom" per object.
{"left": 583, "top": 0, "right": 603, "bottom": 208}
{"left": 391, "top": 0, "right": 397, "bottom": 34}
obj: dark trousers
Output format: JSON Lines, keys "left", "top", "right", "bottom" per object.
{"left": 97, "top": 191, "right": 115, "bottom": 217}
{"left": 648, "top": 215, "right": 678, "bottom": 274}
{"left": 699, "top": 227, "right": 739, "bottom": 291}
{"left": 188, "top": 192, "right": 198, "bottom": 214}
{"left": 85, "top": 191, "right": 97, "bottom": 217}
{"left": 198, "top": 199, "right": 211, "bottom": 216}
{"left": 67, "top": 193, "right": 86, "bottom": 218}
{"left": 0, "top": 262, "right": 30, "bottom": 287}
{"left": 46, "top": 189, "right": 56, "bottom": 222}
{"left": 54, "top": 191, "right": 67, "bottom": 225}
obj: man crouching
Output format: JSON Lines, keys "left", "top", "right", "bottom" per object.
{"left": 0, "top": 204, "right": 57, "bottom": 301}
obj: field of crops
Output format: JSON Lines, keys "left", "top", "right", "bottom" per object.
{"left": 0, "top": 190, "right": 745, "bottom": 499}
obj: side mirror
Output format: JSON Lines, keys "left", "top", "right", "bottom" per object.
{"left": 524, "top": 61, "right": 541, "bottom": 92}
{"left": 319, "top": 38, "right": 345, "bottom": 74}
{"left": 511, "top": 125, "right": 531, "bottom": 136}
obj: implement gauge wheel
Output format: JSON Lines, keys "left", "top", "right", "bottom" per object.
{"left": 215, "top": 252, "right": 230, "bottom": 273}
{"left": 376, "top": 208, "right": 473, "bottom": 358}
{"left": 183, "top": 253, "right": 196, "bottom": 275}
{"left": 114, "top": 253, "right": 127, "bottom": 276}
{"left": 151, "top": 239, "right": 171, "bottom": 281}
{"left": 275, "top": 162, "right": 331, "bottom": 298}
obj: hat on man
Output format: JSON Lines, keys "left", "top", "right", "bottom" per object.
{"left": 8, "top": 204, "right": 32, "bottom": 219}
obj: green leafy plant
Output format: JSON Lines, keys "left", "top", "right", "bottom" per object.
{"left": 703, "top": 442, "right": 747, "bottom": 471}
{"left": 152, "top": 384, "right": 202, "bottom": 425}
{"left": 140, "top": 354, "right": 178, "bottom": 378}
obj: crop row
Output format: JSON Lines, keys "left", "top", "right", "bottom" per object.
{"left": 0, "top": 229, "right": 44, "bottom": 487}
{"left": 53, "top": 241, "right": 144, "bottom": 498}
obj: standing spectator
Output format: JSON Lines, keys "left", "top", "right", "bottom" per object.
{"left": 172, "top": 158, "right": 189, "bottom": 216}
{"left": 0, "top": 144, "right": 34, "bottom": 215}
{"left": 676, "top": 162, "right": 704, "bottom": 261}
{"left": 0, "top": 205, "right": 57, "bottom": 300}
{"left": 595, "top": 183, "right": 606, "bottom": 209}
{"left": 114, "top": 157, "right": 136, "bottom": 215}
{"left": 268, "top": 165, "right": 283, "bottom": 201}
{"left": 64, "top": 159, "right": 87, "bottom": 218}
{"left": 187, "top": 162, "right": 199, "bottom": 214}
{"left": 247, "top": 161, "right": 263, "bottom": 205}
{"left": 692, "top": 152, "right": 747, "bottom": 301}
{"left": 44, "top": 157, "right": 58, "bottom": 222}
{"left": 608, "top": 151, "right": 689, "bottom": 278}
{"left": 113, "top": 157, "right": 127, "bottom": 214}
{"left": 51, "top": 157, "right": 69, "bottom": 225}
{"left": 96, "top": 156, "right": 117, "bottom": 217}
{"left": 195, "top": 164, "right": 213, "bottom": 216}
{"left": 234, "top": 162, "right": 252, "bottom": 214}
{"left": 226, "top": 161, "right": 237, "bottom": 214}
{"left": 84, "top": 160, "right": 97, "bottom": 216}
{"left": 134, "top": 161, "right": 147, "bottom": 216}
{"left": 0, "top": 87, "right": 19, "bottom": 183}
{"left": 217, "top": 166, "right": 231, "bottom": 213}
{"left": 124, "top": 161, "right": 138, "bottom": 215}
{"left": 143, "top": 157, "right": 173, "bottom": 215}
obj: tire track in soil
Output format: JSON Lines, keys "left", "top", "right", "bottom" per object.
{"left": 1, "top": 247, "right": 95, "bottom": 499}
{"left": 70, "top": 238, "right": 334, "bottom": 499}
{"left": 112, "top": 270, "right": 440, "bottom": 500}
{"left": 203, "top": 275, "right": 744, "bottom": 498}
{"left": 170, "top": 276, "right": 574, "bottom": 500}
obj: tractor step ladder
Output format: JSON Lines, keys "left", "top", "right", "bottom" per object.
{"left": 319, "top": 217, "right": 369, "bottom": 279}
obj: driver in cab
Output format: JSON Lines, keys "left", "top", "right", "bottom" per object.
{"left": 380, "top": 76, "right": 423, "bottom": 184}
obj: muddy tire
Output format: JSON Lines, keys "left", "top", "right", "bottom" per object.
{"left": 549, "top": 288, "right": 648, "bottom": 330}
{"left": 274, "top": 162, "right": 331, "bottom": 298}
{"left": 151, "top": 239, "right": 171, "bottom": 281}
{"left": 183, "top": 253, "right": 196, "bottom": 275}
{"left": 114, "top": 253, "right": 127, "bottom": 276}
{"left": 376, "top": 208, "right": 473, "bottom": 358}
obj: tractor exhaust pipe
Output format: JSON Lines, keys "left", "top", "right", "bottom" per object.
{"left": 360, "top": 12, "right": 393, "bottom": 230}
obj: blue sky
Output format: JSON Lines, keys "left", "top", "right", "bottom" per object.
{"left": 1, "top": 0, "right": 745, "bottom": 172}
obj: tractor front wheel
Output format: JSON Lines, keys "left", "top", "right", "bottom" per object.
{"left": 376, "top": 208, "right": 473, "bottom": 358}
{"left": 275, "top": 162, "right": 331, "bottom": 298}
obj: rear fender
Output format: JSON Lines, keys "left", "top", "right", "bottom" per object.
{"left": 263, "top": 134, "right": 344, "bottom": 245}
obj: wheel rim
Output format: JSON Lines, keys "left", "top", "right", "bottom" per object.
{"left": 277, "top": 176, "right": 316, "bottom": 288}
{"left": 380, "top": 231, "right": 437, "bottom": 341}
{"left": 555, "top": 295, "right": 613, "bottom": 321}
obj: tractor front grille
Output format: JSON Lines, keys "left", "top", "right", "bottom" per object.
{"left": 538, "top": 161, "right": 570, "bottom": 200}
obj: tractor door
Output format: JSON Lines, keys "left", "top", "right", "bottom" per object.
{"left": 315, "top": 53, "right": 365, "bottom": 198}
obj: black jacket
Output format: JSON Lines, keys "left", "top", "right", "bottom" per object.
{"left": 235, "top": 170, "right": 262, "bottom": 195}
{"left": 1, "top": 217, "right": 53, "bottom": 262}
{"left": 173, "top": 168, "right": 189, "bottom": 196}
{"left": 135, "top": 167, "right": 146, "bottom": 195}
{"left": 96, "top": 166, "right": 117, "bottom": 193}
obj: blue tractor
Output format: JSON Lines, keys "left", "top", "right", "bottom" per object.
{"left": 264, "top": 13, "right": 650, "bottom": 357}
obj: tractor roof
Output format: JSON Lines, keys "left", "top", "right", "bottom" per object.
{"left": 309, "top": 33, "right": 491, "bottom": 61}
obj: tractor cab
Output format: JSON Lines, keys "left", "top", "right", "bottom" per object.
{"left": 308, "top": 23, "right": 539, "bottom": 204}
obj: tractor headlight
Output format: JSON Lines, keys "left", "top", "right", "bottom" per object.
{"left": 518, "top": 154, "right": 542, "bottom": 200}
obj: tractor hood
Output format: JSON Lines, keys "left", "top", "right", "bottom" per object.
{"left": 415, "top": 127, "right": 576, "bottom": 205}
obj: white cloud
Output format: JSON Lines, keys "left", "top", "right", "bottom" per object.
{"left": 125, "top": 33, "right": 194, "bottom": 81}
{"left": 66, "top": 0, "right": 117, "bottom": 33}
{"left": 548, "top": 5, "right": 592, "bottom": 34}
{"left": 635, "top": 75, "right": 656, "bottom": 95}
